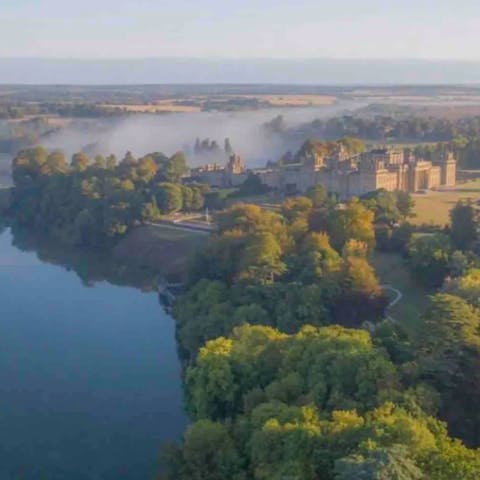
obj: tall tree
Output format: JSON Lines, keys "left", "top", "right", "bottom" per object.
{"left": 450, "top": 200, "right": 478, "bottom": 251}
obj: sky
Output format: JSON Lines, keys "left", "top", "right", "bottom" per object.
{"left": 2, "top": 0, "right": 480, "bottom": 60}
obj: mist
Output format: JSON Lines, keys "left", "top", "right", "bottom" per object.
{"left": 4, "top": 59, "right": 480, "bottom": 85}
{"left": 42, "top": 100, "right": 364, "bottom": 168}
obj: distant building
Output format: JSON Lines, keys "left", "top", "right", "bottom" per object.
{"left": 190, "top": 154, "right": 248, "bottom": 188}
{"left": 255, "top": 147, "right": 456, "bottom": 198}
{"left": 188, "top": 144, "right": 456, "bottom": 198}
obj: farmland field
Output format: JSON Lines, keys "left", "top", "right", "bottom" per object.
{"left": 412, "top": 178, "right": 480, "bottom": 226}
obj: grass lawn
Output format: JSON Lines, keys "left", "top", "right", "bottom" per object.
{"left": 372, "top": 252, "right": 431, "bottom": 336}
{"left": 114, "top": 224, "right": 209, "bottom": 280}
{"left": 225, "top": 192, "right": 283, "bottom": 209}
{"left": 412, "top": 178, "right": 480, "bottom": 226}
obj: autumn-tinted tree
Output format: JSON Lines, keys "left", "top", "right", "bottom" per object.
{"left": 330, "top": 198, "right": 376, "bottom": 253}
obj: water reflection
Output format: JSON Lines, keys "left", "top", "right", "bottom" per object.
{"left": 0, "top": 226, "right": 187, "bottom": 480}
{"left": 9, "top": 223, "right": 160, "bottom": 291}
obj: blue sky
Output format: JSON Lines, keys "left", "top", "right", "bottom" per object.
{"left": 2, "top": 0, "right": 480, "bottom": 59}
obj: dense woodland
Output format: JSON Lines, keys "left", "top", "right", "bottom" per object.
{"left": 165, "top": 188, "right": 480, "bottom": 479}
{"left": 6, "top": 138, "right": 480, "bottom": 479}
{"left": 9, "top": 146, "right": 209, "bottom": 247}
{"left": 266, "top": 114, "right": 480, "bottom": 169}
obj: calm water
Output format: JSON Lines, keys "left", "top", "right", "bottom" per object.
{"left": 0, "top": 228, "right": 187, "bottom": 479}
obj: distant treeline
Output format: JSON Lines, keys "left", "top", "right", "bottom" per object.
{"left": 0, "top": 103, "right": 128, "bottom": 119}
{"left": 266, "top": 114, "right": 480, "bottom": 168}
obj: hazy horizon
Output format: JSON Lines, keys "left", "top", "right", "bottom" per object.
{"left": 3, "top": 58, "right": 480, "bottom": 85}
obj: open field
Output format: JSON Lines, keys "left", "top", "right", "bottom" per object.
{"left": 101, "top": 102, "right": 201, "bottom": 113}
{"left": 235, "top": 94, "right": 336, "bottom": 106}
{"left": 372, "top": 252, "right": 431, "bottom": 335}
{"left": 411, "top": 178, "right": 480, "bottom": 226}
{"left": 100, "top": 94, "right": 337, "bottom": 113}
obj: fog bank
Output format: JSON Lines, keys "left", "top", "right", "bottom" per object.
{"left": 43, "top": 101, "right": 364, "bottom": 167}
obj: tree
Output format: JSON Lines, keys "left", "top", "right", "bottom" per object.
{"left": 335, "top": 445, "right": 424, "bottom": 480}
{"left": 444, "top": 268, "right": 480, "bottom": 307}
{"left": 93, "top": 155, "right": 107, "bottom": 170}
{"left": 156, "top": 182, "right": 183, "bottom": 214}
{"left": 164, "top": 151, "right": 188, "bottom": 183}
{"left": 41, "top": 151, "right": 68, "bottom": 176}
{"left": 186, "top": 324, "right": 398, "bottom": 421}
{"left": 168, "top": 420, "right": 243, "bottom": 480}
{"left": 418, "top": 294, "right": 480, "bottom": 445}
{"left": 12, "top": 146, "right": 48, "bottom": 186}
{"left": 336, "top": 256, "right": 385, "bottom": 326}
{"left": 419, "top": 294, "right": 480, "bottom": 380}
{"left": 408, "top": 234, "right": 452, "bottom": 287}
{"left": 216, "top": 203, "right": 291, "bottom": 252}
{"left": 363, "top": 189, "right": 402, "bottom": 226}
{"left": 281, "top": 196, "right": 313, "bottom": 223}
{"left": 294, "top": 232, "right": 343, "bottom": 283}
{"left": 396, "top": 191, "right": 416, "bottom": 221}
{"left": 330, "top": 198, "right": 376, "bottom": 253}
{"left": 450, "top": 200, "right": 478, "bottom": 251}
{"left": 241, "top": 232, "right": 286, "bottom": 283}
{"left": 136, "top": 155, "right": 158, "bottom": 183}
{"left": 71, "top": 152, "right": 90, "bottom": 172}
{"left": 236, "top": 173, "right": 268, "bottom": 196}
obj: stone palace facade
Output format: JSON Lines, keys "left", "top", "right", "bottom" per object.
{"left": 189, "top": 146, "right": 456, "bottom": 198}
{"left": 256, "top": 146, "right": 456, "bottom": 198}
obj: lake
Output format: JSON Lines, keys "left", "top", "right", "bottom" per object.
{"left": 0, "top": 228, "right": 187, "bottom": 479}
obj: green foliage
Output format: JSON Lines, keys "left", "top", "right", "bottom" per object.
{"left": 363, "top": 189, "right": 402, "bottom": 226}
{"left": 234, "top": 173, "right": 270, "bottom": 197}
{"left": 450, "top": 200, "right": 478, "bottom": 251}
{"left": 165, "top": 419, "right": 244, "bottom": 480}
{"left": 281, "top": 196, "right": 313, "bottom": 223}
{"left": 444, "top": 268, "right": 480, "bottom": 307}
{"left": 335, "top": 445, "right": 424, "bottom": 480}
{"left": 163, "top": 151, "right": 188, "bottom": 183}
{"left": 185, "top": 324, "right": 399, "bottom": 421}
{"left": 408, "top": 234, "right": 452, "bottom": 287}
{"left": 169, "top": 196, "right": 480, "bottom": 479}
{"left": 179, "top": 201, "right": 384, "bottom": 356}
{"left": 10, "top": 147, "right": 207, "bottom": 248}
{"left": 417, "top": 293, "right": 480, "bottom": 445}
{"left": 330, "top": 198, "right": 376, "bottom": 253}
{"left": 155, "top": 182, "right": 183, "bottom": 213}
{"left": 362, "top": 189, "right": 415, "bottom": 226}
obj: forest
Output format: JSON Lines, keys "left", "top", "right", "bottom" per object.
{"left": 8, "top": 146, "right": 208, "bottom": 248}
{"left": 165, "top": 188, "right": 480, "bottom": 479}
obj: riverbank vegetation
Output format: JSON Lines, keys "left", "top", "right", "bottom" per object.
{"left": 8, "top": 146, "right": 209, "bottom": 248}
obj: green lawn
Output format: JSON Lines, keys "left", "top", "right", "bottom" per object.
{"left": 114, "top": 224, "right": 209, "bottom": 280}
{"left": 412, "top": 179, "right": 480, "bottom": 226}
{"left": 372, "top": 252, "right": 431, "bottom": 335}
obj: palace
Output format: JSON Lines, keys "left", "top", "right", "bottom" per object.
{"left": 189, "top": 154, "right": 248, "bottom": 187}
{"left": 187, "top": 143, "right": 456, "bottom": 198}
{"left": 255, "top": 145, "right": 456, "bottom": 198}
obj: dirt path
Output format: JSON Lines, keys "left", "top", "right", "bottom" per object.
{"left": 381, "top": 285, "right": 403, "bottom": 322}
